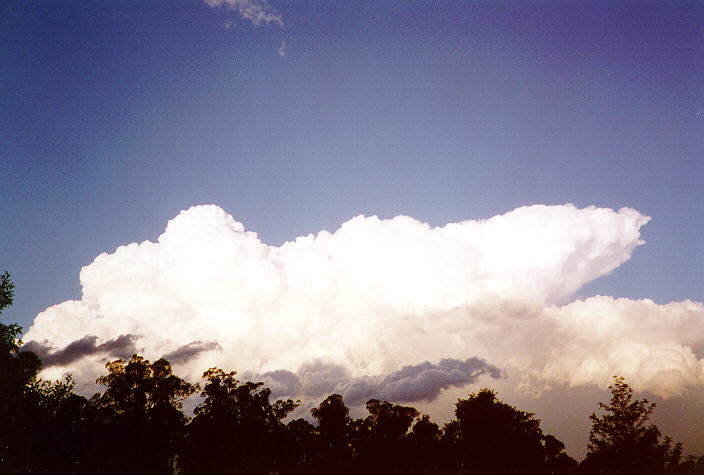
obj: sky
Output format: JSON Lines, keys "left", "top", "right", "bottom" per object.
{"left": 1, "top": 0, "right": 703, "bottom": 460}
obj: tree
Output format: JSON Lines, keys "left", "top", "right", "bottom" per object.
{"left": 582, "top": 376, "right": 683, "bottom": 475}
{"left": 0, "top": 272, "right": 43, "bottom": 473}
{"left": 282, "top": 418, "right": 318, "bottom": 473}
{"left": 310, "top": 394, "right": 354, "bottom": 473}
{"left": 0, "top": 274, "right": 38, "bottom": 411}
{"left": 28, "top": 375, "right": 97, "bottom": 473}
{"left": 448, "top": 388, "right": 575, "bottom": 474}
{"left": 0, "top": 272, "right": 91, "bottom": 473}
{"left": 0, "top": 271, "right": 14, "bottom": 313}
{"left": 91, "top": 354, "right": 197, "bottom": 474}
{"left": 0, "top": 273, "right": 39, "bottom": 398}
{"left": 95, "top": 355, "right": 195, "bottom": 416}
{"left": 677, "top": 455, "right": 704, "bottom": 475}
{"left": 0, "top": 322, "right": 42, "bottom": 474}
{"left": 351, "top": 399, "right": 419, "bottom": 474}
{"left": 405, "top": 414, "right": 444, "bottom": 474}
{"left": 542, "top": 434, "right": 578, "bottom": 474}
{"left": 183, "top": 367, "right": 298, "bottom": 474}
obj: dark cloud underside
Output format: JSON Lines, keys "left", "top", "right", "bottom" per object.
{"left": 249, "top": 357, "right": 501, "bottom": 404}
{"left": 23, "top": 334, "right": 140, "bottom": 368}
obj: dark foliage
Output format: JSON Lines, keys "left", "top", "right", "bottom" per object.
{"left": 0, "top": 273, "right": 93, "bottom": 474}
{"left": 309, "top": 393, "right": 354, "bottom": 473}
{"left": 444, "top": 388, "right": 577, "bottom": 474}
{"left": 90, "top": 354, "right": 197, "bottom": 474}
{"left": 181, "top": 367, "right": 298, "bottom": 474}
{"left": 0, "top": 271, "right": 14, "bottom": 313}
{"left": 580, "top": 376, "right": 691, "bottom": 475}
{"left": 351, "top": 398, "right": 419, "bottom": 474}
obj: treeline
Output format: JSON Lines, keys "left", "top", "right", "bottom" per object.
{"left": 2, "top": 272, "right": 704, "bottom": 474}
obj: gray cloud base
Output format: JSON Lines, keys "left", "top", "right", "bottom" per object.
{"left": 163, "top": 340, "right": 223, "bottom": 364}
{"left": 249, "top": 357, "right": 501, "bottom": 405}
{"left": 23, "top": 334, "right": 140, "bottom": 368}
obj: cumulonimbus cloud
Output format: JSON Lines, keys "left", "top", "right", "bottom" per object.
{"left": 23, "top": 203, "right": 704, "bottom": 399}
{"left": 204, "top": 0, "right": 283, "bottom": 27}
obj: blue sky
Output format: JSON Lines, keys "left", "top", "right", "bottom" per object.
{"left": 3, "top": 1, "right": 701, "bottom": 329}
{"left": 2, "top": 0, "right": 704, "bottom": 458}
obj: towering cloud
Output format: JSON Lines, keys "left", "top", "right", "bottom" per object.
{"left": 24, "top": 204, "right": 704, "bottom": 400}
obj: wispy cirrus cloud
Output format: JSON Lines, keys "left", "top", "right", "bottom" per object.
{"left": 204, "top": 0, "right": 283, "bottom": 27}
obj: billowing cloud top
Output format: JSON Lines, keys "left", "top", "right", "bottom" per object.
{"left": 25, "top": 204, "right": 704, "bottom": 399}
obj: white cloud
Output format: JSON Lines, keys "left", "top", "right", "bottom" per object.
{"left": 397, "top": 297, "right": 704, "bottom": 398}
{"left": 278, "top": 40, "right": 286, "bottom": 57}
{"left": 204, "top": 0, "right": 283, "bottom": 27}
{"left": 24, "top": 204, "right": 704, "bottom": 400}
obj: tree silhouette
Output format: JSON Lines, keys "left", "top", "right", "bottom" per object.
{"left": 310, "top": 393, "right": 354, "bottom": 473}
{"left": 542, "top": 434, "right": 578, "bottom": 474}
{"left": 0, "top": 322, "right": 42, "bottom": 473}
{"left": 0, "top": 272, "right": 94, "bottom": 473}
{"left": 447, "top": 388, "right": 575, "bottom": 474}
{"left": 282, "top": 418, "right": 318, "bottom": 473}
{"left": 183, "top": 367, "right": 298, "bottom": 474}
{"left": 351, "top": 399, "right": 419, "bottom": 474}
{"left": 0, "top": 272, "right": 42, "bottom": 473}
{"left": 581, "top": 376, "right": 683, "bottom": 475}
{"left": 91, "top": 354, "right": 196, "bottom": 474}
{"left": 405, "top": 414, "right": 444, "bottom": 474}
{"left": 677, "top": 455, "right": 704, "bottom": 474}
{"left": 0, "top": 271, "right": 14, "bottom": 312}
{"left": 30, "top": 375, "right": 98, "bottom": 473}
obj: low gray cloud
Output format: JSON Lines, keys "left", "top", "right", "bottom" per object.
{"left": 375, "top": 358, "right": 502, "bottom": 402}
{"left": 339, "top": 358, "right": 502, "bottom": 405}
{"left": 246, "top": 357, "right": 501, "bottom": 404}
{"left": 252, "top": 369, "right": 301, "bottom": 399}
{"left": 23, "top": 334, "right": 140, "bottom": 368}
{"left": 297, "top": 360, "right": 351, "bottom": 397}
{"left": 163, "top": 340, "right": 222, "bottom": 364}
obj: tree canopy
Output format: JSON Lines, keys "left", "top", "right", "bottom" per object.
{"left": 444, "top": 388, "right": 576, "bottom": 474}
{"left": 582, "top": 376, "right": 685, "bottom": 475}
{"left": 91, "top": 354, "right": 197, "bottom": 473}
{"left": 182, "top": 367, "right": 299, "bottom": 474}
{"left": 0, "top": 271, "right": 14, "bottom": 313}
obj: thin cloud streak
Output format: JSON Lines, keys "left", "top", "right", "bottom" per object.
{"left": 204, "top": 0, "right": 283, "bottom": 27}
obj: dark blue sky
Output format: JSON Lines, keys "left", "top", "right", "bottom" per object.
{"left": 1, "top": 0, "right": 702, "bottom": 330}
